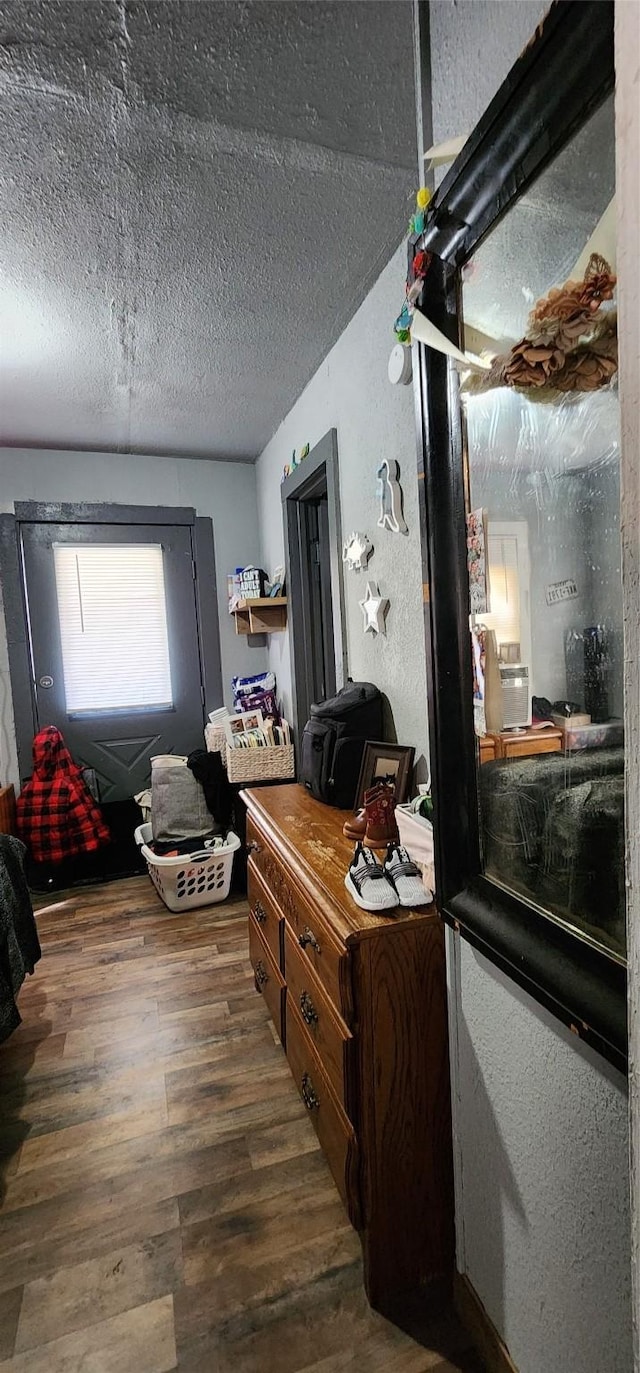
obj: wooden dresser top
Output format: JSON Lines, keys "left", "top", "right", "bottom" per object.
{"left": 242, "top": 783, "right": 437, "bottom": 944}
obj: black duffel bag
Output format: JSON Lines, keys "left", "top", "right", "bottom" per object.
{"left": 299, "top": 681, "right": 383, "bottom": 809}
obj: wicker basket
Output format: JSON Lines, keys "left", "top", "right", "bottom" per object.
{"left": 205, "top": 723, "right": 227, "bottom": 761}
{"left": 225, "top": 743, "right": 295, "bottom": 784}
{"left": 205, "top": 721, "right": 294, "bottom": 783}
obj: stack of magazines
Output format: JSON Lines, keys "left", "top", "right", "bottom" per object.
{"left": 208, "top": 705, "right": 291, "bottom": 751}
{"left": 231, "top": 719, "right": 291, "bottom": 750}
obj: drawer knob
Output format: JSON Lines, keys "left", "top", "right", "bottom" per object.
{"left": 301, "top": 1072, "right": 319, "bottom": 1111}
{"left": 247, "top": 840, "right": 262, "bottom": 855}
{"left": 254, "top": 960, "right": 268, "bottom": 991}
{"left": 300, "top": 991, "right": 319, "bottom": 1027}
{"left": 253, "top": 901, "right": 267, "bottom": 924}
{"left": 298, "top": 926, "right": 321, "bottom": 954}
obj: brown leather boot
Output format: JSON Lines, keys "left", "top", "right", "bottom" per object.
{"left": 342, "top": 782, "right": 384, "bottom": 841}
{"left": 343, "top": 807, "right": 367, "bottom": 841}
{"left": 363, "top": 782, "right": 398, "bottom": 848}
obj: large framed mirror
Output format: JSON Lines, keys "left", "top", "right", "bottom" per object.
{"left": 413, "top": 1, "right": 625, "bottom": 1068}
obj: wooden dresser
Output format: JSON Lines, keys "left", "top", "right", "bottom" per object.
{"left": 242, "top": 783, "right": 454, "bottom": 1319}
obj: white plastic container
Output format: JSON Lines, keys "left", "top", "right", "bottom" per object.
{"left": 134, "top": 823, "right": 240, "bottom": 912}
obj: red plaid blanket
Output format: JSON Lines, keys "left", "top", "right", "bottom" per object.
{"left": 17, "top": 726, "right": 111, "bottom": 864}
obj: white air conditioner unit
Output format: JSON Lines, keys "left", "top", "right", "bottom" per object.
{"left": 499, "top": 663, "right": 531, "bottom": 730}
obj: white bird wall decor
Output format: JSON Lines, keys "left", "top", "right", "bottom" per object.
{"left": 377, "top": 459, "right": 408, "bottom": 534}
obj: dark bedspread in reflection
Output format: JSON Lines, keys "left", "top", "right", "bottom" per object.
{"left": 479, "top": 746, "right": 625, "bottom": 956}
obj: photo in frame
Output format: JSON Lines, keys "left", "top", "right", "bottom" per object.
{"left": 354, "top": 741, "right": 415, "bottom": 811}
{"left": 223, "top": 711, "right": 264, "bottom": 747}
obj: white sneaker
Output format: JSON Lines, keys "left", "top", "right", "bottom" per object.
{"left": 345, "top": 843, "right": 399, "bottom": 912}
{"left": 383, "top": 844, "right": 432, "bottom": 907}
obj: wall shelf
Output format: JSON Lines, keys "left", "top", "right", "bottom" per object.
{"left": 232, "top": 596, "right": 288, "bottom": 635}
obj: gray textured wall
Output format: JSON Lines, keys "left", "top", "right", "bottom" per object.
{"left": 0, "top": 449, "right": 266, "bottom": 787}
{"left": 430, "top": 5, "right": 632, "bottom": 1372}
{"left": 255, "top": 242, "right": 430, "bottom": 776}
{"left": 451, "top": 941, "right": 630, "bottom": 1371}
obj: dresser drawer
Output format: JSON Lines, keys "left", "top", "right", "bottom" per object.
{"left": 285, "top": 1000, "right": 360, "bottom": 1229}
{"left": 247, "top": 859, "right": 283, "bottom": 970}
{"left": 249, "top": 914, "right": 286, "bottom": 1044}
{"left": 247, "top": 817, "right": 351, "bottom": 1019}
{"left": 284, "top": 922, "right": 353, "bottom": 1117}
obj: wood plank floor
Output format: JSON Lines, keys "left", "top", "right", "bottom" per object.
{"left": 0, "top": 875, "right": 483, "bottom": 1372}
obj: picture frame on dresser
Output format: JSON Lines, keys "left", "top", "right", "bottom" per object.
{"left": 354, "top": 741, "right": 415, "bottom": 810}
{"left": 412, "top": 0, "right": 626, "bottom": 1070}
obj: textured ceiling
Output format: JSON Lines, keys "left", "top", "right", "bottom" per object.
{"left": 0, "top": 0, "right": 417, "bottom": 459}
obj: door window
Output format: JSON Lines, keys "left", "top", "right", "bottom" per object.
{"left": 53, "top": 543, "right": 173, "bottom": 715}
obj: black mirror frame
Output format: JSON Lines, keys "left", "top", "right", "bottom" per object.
{"left": 413, "top": 0, "right": 626, "bottom": 1071}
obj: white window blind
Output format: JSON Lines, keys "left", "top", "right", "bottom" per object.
{"left": 53, "top": 544, "right": 173, "bottom": 714}
{"left": 485, "top": 535, "right": 521, "bottom": 650}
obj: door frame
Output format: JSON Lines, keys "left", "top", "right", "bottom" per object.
{"left": 281, "top": 430, "right": 347, "bottom": 743}
{"left": 0, "top": 501, "right": 222, "bottom": 782}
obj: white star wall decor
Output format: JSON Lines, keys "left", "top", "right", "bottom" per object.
{"left": 359, "top": 581, "right": 389, "bottom": 636}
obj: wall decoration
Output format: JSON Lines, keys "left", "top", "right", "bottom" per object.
{"left": 409, "top": 186, "right": 432, "bottom": 238}
{"left": 342, "top": 531, "right": 373, "bottom": 573}
{"left": 546, "top": 578, "right": 579, "bottom": 606}
{"left": 281, "top": 443, "right": 310, "bottom": 482}
{"left": 377, "top": 459, "right": 407, "bottom": 534}
{"left": 359, "top": 581, "right": 389, "bottom": 636}
{"left": 392, "top": 188, "right": 437, "bottom": 347}
{"left": 394, "top": 301, "right": 412, "bottom": 345}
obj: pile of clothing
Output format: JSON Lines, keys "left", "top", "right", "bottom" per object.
{"left": 143, "top": 751, "right": 233, "bottom": 857}
{"left": 16, "top": 726, "right": 111, "bottom": 865}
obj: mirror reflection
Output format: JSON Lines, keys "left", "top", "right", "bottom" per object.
{"left": 461, "top": 96, "right": 624, "bottom": 960}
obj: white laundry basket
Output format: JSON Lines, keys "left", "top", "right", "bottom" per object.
{"left": 134, "top": 824, "right": 240, "bottom": 912}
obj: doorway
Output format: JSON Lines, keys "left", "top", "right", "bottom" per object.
{"left": 1, "top": 501, "right": 222, "bottom": 879}
{"left": 282, "top": 429, "right": 347, "bottom": 742}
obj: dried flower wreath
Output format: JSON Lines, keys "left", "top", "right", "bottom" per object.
{"left": 466, "top": 253, "right": 617, "bottom": 399}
